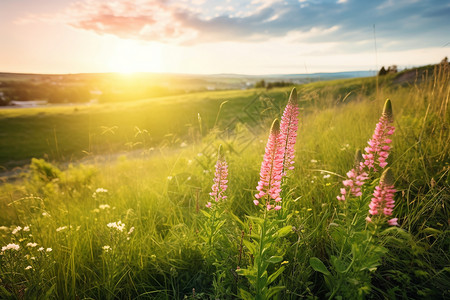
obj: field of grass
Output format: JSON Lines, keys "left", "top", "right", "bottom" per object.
{"left": 0, "top": 64, "right": 448, "bottom": 299}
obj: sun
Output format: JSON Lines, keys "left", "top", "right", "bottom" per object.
{"left": 107, "top": 40, "right": 165, "bottom": 74}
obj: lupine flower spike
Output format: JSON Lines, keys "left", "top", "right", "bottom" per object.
{"left": 367, "top": 167, "right": 398, "bottom": 226}
{"left": 255, "top": 119, "right": 285, "bottom": 211}
{"left": 362, "top": 99, "right": 395, "bottom": 171}
{"left": 207, "top": 145, "right": 229, "bottom": 208}
{"left": 337, "top": 149, "right": 369, "bottom": 201}
{"left": 280, "top": 87, "right": 300, "bottom": 176}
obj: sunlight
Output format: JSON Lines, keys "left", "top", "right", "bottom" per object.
{"left": 107, "top": 39, "right": 165, "bottom": 74}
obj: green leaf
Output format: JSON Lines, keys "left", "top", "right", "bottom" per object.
{"left": 310, "top": 257, "right": 331, "bottom": 276}
{"left": 267, "top": 285, "right": 285, "bottom": 298}
{"left": 330, "top": 255, "right": 346, "bottom": 274}
{"left": 243, "top": 239, "right": 256, "bottom": 255}
{"left": 239, "top": 288, "right": 254, "bottom": 300}
{"left": 275, "top": 225, "right": 292, "bottom": 238}
{"left": 230, "top": 212, "right": 245, "bottom": 227}
{"left": 247, "top": 215, "right": 264, "bottom": 224}
{"left": 267, "top": 256, "right": 283, "bottom": 264}
{"left": 236, "top": 268, "right": 257, "bottom": 282}
{"left": 268, "top": 266, "right": 285, "bottom": 285}
{"left": 200, "top": 210, "right": 211, "bottom": 218}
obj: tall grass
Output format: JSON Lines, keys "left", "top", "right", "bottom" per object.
{"left": 0, "top": 64, "right": 449, "bottom": 299}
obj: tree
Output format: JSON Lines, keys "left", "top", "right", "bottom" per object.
{"left": 378, "top": 66, "right": 387, "bottom": 76}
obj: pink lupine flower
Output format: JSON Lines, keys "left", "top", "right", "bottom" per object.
{"left": 338, "top": 150, "right": 369, "bottom": 200}
{"left": 205, "top": 202, "right": 212, "bottom": 208}
{"left": 208, "top": 146, "right": 229, "bottom": 208}
{"left": 280, "top": 88, "right": 300, "bottom": 175}
{"left": 362, "top": 99, "right": 395, "bottom": 171}
{"left": 255, "top": 119, "right": 285, "bottom": 210}
{"left": 387, "top": 218, "right": 399, "bottom": 226}
{"left": 368, "top": 168, "right": 398, "bottom": 225}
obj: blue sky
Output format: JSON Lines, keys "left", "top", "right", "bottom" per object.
{"left": 1, "top": 0, "right": 449, "bottom": 74}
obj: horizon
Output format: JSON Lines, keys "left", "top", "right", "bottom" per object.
{"left": 1, "top": 0, "right": 449, "bottom": 75}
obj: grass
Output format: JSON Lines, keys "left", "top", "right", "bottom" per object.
{"left": 0, "top": 64, "right": 449, "bottom": 299}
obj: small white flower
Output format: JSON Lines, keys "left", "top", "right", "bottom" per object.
{"left": 99, "top": 204, "right": 110, "bottom": 210}
{"left": 107, "top": 221, "right": 126, "bottom": 232}
{"left": 95, "top": 188, "right": 108, "bottom": 193}
{"left": 310, "top": 159, "right": 318, "bottom": 163}
{"left": 23, "top": 226, "right": 30, "bottom": 232}
{"left": 26, "top": 242, "right": 38, "bottom": 247}
{"left": 2, "top": 243, "right": 20, "bottom": 251}
{"left": 38, "top": 247, "right": 44, "bottom": 251}
{"left": 127, "top": 227, "right": 134, "bottom": 235}
{"left": 0, "top": 226, "right": 8, "bottom": 231}
{"left": 31, "top": 257, "right": 36, "bottom": 260}
{"left": 102, "top": 245, "right": 111, "bottom": 252}
{"left": 56, "top": 226, "right": 67, "bottom": 232}
{"left": 42, "top": 212, "right": 50, "bottom": 217}
{"left": 12, "top": 226, "right": 22, "bottom": 235}
{"left": 46, "top": 248, "right": 52, "bottom": 252}
{"left": 25, "top": 265, "right": 32, "bottom": 270}
{"left": 323, "top": 174, "right": 331, "bottom": 179}
{"left": 167, "top": 176, "right": 173, "bottom": 180}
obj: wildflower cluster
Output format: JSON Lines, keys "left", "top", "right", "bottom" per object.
{"left": 362, "top": 99, "right": 395, "bottom": 170}
{"left": 254, "top": 88, "right": 300, "bottom": 211}
{"left": 254, "top": 119, "right": 284, "bottom": 211}
{"left": 336, "top": 99, "right": 398, "bottom": 226}
{"left": 367, "top": 168, "right": 398, "bottom": 226}
{"left": 280, "top": 88, "right": 299, "bottom": 175}
{"left": 337, "top": 151, "right": 369, "bottom": 201}
{"left": 93, "top": 187, "right": 108, "bottom": 198}
{"left": 206, "top": 149, "right": 229, "bottom": 209}
{"left": 107, "top": 221, "right": 126, "bottom": 232}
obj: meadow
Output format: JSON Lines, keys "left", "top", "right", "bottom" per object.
{"left": 0, "top": 63, "right": 448, "bottom": 299}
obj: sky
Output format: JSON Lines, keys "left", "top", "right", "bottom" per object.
{"left": 0, "top": 0, "right": 449, "bottom": 75}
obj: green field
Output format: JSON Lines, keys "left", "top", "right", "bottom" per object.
{"left": 0, "top": 65, "right": 448, "bottom": 299}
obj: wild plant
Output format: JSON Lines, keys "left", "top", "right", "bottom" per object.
{"left": 236, "top": 88, "right": 300, "bottom": 299}
{"left": 310, "top": 99, "right": 399, "bottom": 299}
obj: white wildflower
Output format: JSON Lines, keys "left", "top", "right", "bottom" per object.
{"left": 12, "top": 226, "right": 22, "bottom": 235}
{"left": 127, "top": 227, "right": 134, "bottom": 235}
{"left": 26, "top": 242, "right": 38, "bottom": 247}
{"left": 95, "top": 188, "right": 108, "bottom": 193}
{"left": 42, "top": 212, "right": 50, "bottom": 217}
{"left": 2, "top": 243, "right": 20, "bottom": 251}
{"left": 25, "top": 266, "right": 32, "bottom": 270}
{"left": 0, "top": 226, "right": 8, "bottom": 231}
{"left": 310, "top": 159, "right": 318, "bottom": 163}
{"left": 99, "top": 204, "right": 110, "bottom": 210}
{"left": 56, "top": 226, "right": 67, "bottom": 232}
{"left": 38, "top": 247, "right": 44, "bottom": 251}
{"left": 46, "top": 248, "right": 52, "bottom": 252}
{"left": 102, "top": 245, "right": 111, "bottom": 252}
{"left": 23, "top": 226, "right": 30, "bottom": 232}
{"left": 107, "top": 221, "right": 126, "bottom": 232}
{"left": 323, "top": 174, "right": 331, "bottom": 179}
